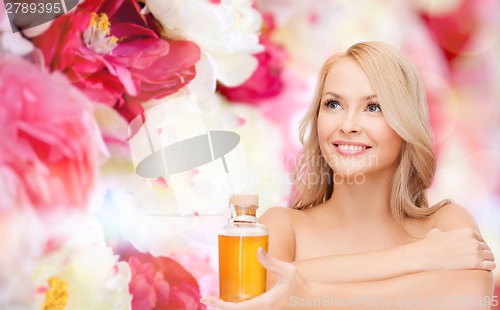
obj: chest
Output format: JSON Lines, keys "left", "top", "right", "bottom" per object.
{"left": 293, "top": 218, "right": 421, "bottom": 260}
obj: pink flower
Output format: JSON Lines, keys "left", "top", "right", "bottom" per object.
{"left": 217, "top": 12, "right": 286, "bottom": 104}
{"left": 0, "top": 55, "right": 99, "bottom": 212}
{"left": 32, "top": 0, "right": 200, "bottom": 122}
{"left": 168, "top": 252, "right": 219, "bottom": 298}
{"left": 420, "top": 0, "right": 500, "bottom": 61}
{"left": 119, "top": 245, "right": 205, "bottom": 310}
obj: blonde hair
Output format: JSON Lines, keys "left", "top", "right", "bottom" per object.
{"left": 290, "top": 41, "right": 451, "bottom": 221}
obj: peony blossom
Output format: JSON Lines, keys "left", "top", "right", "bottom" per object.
{"left": 118, "top": 244, "right": 205, "bottom": 310}
{"left": 32, "top": 0, "right": 201, "bottom": 122}
{"left": 0, "top": 55, "right": 105, "bottom": 303}
{"left": 168, "top": 251, "right": 219, "bottom": 298}
{"left": 0, "top": 55, "right": 101, "bottom": 211}
{"left": 32, "top": 218, "right": 132, "bottom": 310}
{"left": 146, "top": 0, "right": 264, "bottom": 88}
{"left": 217, "top": 11, "right": 287, "bottom": 103}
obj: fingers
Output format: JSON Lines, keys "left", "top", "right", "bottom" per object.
{"left": 477, "top": 235, "right": 495, "bottom": 271}
{"left": 476, "top": 259, "right": 496, "bottom": 271}
{"left": 201, "top": 291, "right": 274, "bottom": 309}
{"left": 479, "top": 241, "right": 490, "bottom": 251}
{"left": 200, "top": 296, "right": 237, "bottom": 310}
{"left": 257, "top": 248, "right": 295, "bottom": 281}
{"left": 199, "top": 250, "right": 293, "bottom": 310}
{"left": 472, "top": 230, "right": 485, "bottom": 242}
{"left": 200, "top": 296, "right": 224, "bottom": 309}
{"left": 478, "top": 240, "right": 496, "bottom": 271}
{"left": 476, "top": 236, "right": 495, "bottom": 264}
{"left": 480, "top": 248, "right": 495, "bottom": 262}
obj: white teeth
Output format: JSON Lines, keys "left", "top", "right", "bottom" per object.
{"left": 337, "top": 144, "right": 366, "bottom": 152}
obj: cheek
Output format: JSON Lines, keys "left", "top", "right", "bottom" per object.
{"left": 317, "top": 115, "right": 327, "bottom": 142}
{"left": 317, "top": 112, "right": 338, "bottom": 143}
{"left": 377, "top": 124, "right": 403, "bottom": 156}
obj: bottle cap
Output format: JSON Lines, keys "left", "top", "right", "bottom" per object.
{"left": 229, "top": 194, "right": 259, "bottom": 206}
{"left": 229, "top": 194, "right": 259, "bottom": 221}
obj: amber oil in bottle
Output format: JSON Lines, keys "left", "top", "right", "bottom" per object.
{"left": 218, "top": 194, "right": 268, "bottom": 302}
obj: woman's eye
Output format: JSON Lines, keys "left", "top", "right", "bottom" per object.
{"left": 324, "top": 99, "right": 342, "bottom": 110}
{"left": 367, "top": 103, "right": 381, "bottom": 113}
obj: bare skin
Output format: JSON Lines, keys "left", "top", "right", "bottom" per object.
{"left": 201, "top": 56, "right": 495, "bottom": 309}
{"left": 202, "top": 204, "right": 495, "bottom": 310}
{"left": 260, "top": 201, "right": 495, "bottom": 288}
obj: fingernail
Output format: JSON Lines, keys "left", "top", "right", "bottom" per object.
{"left": 200, "top": 297, "right": 212, "bottom": 306}
{"left": 258, "top": 247, "right": 268, "bottom": 256}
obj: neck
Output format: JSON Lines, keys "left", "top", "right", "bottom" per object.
{"left": 326, "top": 169, "right": 396, "bottom": 224}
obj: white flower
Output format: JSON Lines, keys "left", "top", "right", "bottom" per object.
{"left": 31, "top": 218, "right": 132, "bottom": 310}
{"left": 146, "top": 0, "right": 264, "bottom": 87}
{"left": 0, "top": 209, "right": 98, "bottom": 309}
{"left": 0, "top": 207, "right": 43, "bottom": 309}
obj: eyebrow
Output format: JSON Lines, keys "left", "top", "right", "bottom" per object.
{"left": 322, "top": 92, "right": 377, "bottom": 101}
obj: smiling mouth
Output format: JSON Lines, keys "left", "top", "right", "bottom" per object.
{"left": 333, "top": 144, "right": 372, "bottom": 154}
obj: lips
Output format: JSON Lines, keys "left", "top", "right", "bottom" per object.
{"left": 333, "top": 141, "right": 371, "bottom": 155}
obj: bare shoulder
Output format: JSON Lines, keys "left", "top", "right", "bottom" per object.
{"left": 258, "top": 206, "right": 302, "bottom": 262}
{"left": 258, "top": 207, "right": 302, "bottom": 287}
{"left": 258, "top": 206, "right": 298, "bottom": 226}
{"left": 259, "top": 207, "right": 294, "bottom": 225}
{"left": 432, "top": 202, "right": 480, "bottom": 231}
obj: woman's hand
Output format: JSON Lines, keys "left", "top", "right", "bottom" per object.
{"left": 200, "top": 248, "right": 311, "bottom": 310}
{"left": 415, "top": 228, "right": 496, "bottom": 271}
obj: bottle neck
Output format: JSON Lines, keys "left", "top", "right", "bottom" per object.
{"left": 230, "top": 204, "right": 258, "bottom": 223}
{"left": 231, "top": 215, "right": 257, "bottom": 223}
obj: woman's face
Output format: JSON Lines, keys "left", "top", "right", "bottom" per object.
{"left": 317, "top": 57, "right": 403, "bottom": 179}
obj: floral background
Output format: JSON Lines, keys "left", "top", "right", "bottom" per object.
{"left": 1, "top": 0, "right": 499, "bottom": 309}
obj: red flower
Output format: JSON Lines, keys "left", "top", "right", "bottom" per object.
{"left": 0, "top": 55, "right": 98, "bottom": 211}
{"left": 217, "top": 12, "right": 286, "bottom": 104}
{"left": 119, "top": 246, "right": 205, "bottom": 310}
{"left": 32, "top": 0, "right": 200, "bottom": 122}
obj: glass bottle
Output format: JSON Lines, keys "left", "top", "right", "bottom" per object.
{"left": 218, "top": 194, "right": 269, "bottom": 302}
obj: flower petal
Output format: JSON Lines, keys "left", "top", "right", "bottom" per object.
{"left": 112, "top": 38, "right": 170, "bottom": 69}
{"left": 209, "top": 52, "right": 258, "bottom": 87}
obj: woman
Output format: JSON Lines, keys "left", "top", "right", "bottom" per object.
{"left": 202, "top": 41, "right": 496, "bottom": 309}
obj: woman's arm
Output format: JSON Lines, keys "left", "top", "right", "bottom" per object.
{"left": 294, "top": 227, "right": 495, "bottom": 284}
{"left": 204, "top": 255, "right": 494, "bottom": 310}
{"left": 305, "top": 269, "right": 494, "bottom": 310}
{"left": 258, "top": 207, "right": 295, "bottom": 289}
{"left": 202, "top": 250, "right": 494, "bottom": 310}
{"left": 204, "top": 204, "right": 495, "bottom": 309}
{"left": 302, "top": 204, "right": 495, "bottom": 309}
{"left": 259, "top": 205, "right": 495, "bottom": 286}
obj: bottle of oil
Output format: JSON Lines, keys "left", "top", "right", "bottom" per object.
{"left": 218, "top": 194, "right": 268, "bottom": 302}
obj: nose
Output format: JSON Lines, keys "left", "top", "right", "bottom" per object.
{"left": 339, "top": 111, "right": 361, "bottom": 134}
